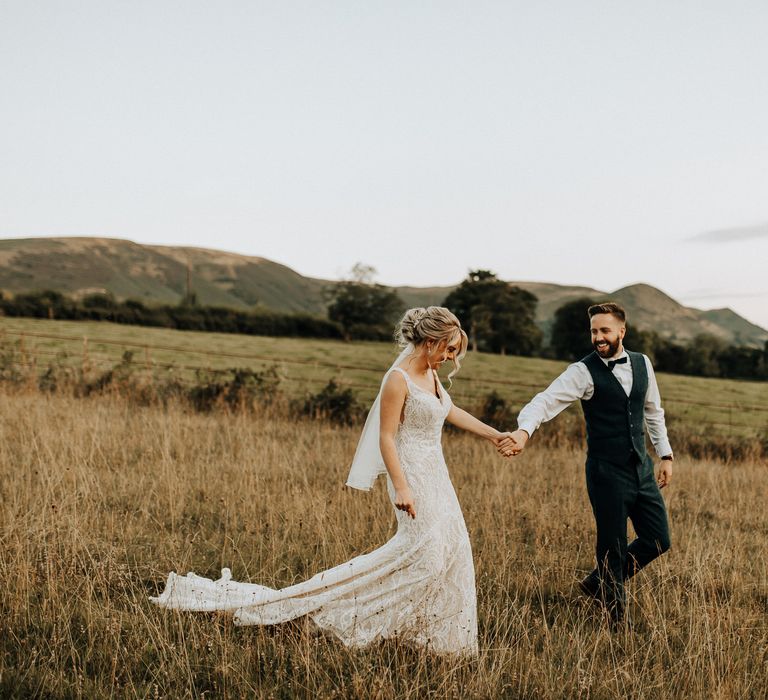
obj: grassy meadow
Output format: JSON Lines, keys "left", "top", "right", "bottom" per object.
{"left": 0, "top": 391, "right": 766, "bottom": 698}
{"left": 0, "top": 317, "right": 767, "bottom": 698}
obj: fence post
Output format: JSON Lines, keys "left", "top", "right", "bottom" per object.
{"left": 19, "top": 332, "right": 26, "bottom": 363}
{"left": 18, "top": 332, "right": 34, "bottom": 390}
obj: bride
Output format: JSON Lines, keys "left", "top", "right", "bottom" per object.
{"left": 151, "top": 306, "right": 510, "bottom": 656}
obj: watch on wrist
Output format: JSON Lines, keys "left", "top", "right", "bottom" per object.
{"left": 661, "top": 454, "right": 674, "bottom": 461}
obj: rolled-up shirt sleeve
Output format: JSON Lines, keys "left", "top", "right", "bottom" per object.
{"left": 643, "top": 355, "right": 673, "bottom": 458}
{"left": 517, "top": 363, "right": 593, "bottom": 436}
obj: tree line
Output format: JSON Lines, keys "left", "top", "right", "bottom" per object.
{"left": 0, "top": 290, "right": 343, "bottom": 339}
{"left": 307, "top": 268, "right": 768, "bottom": 381}
{"left": 1, "top": 272, "right": 766, "bottom": 381}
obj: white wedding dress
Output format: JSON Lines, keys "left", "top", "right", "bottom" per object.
{"left": 150, "top": 367, "right": 478, "bottom": 656}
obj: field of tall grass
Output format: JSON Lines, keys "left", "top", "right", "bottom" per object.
{"left": 1, "top": 384, "right": 766, "bottom": 698}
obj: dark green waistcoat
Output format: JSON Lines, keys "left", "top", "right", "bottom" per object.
{"left": 580, "top": 350, "right": 649, "bottom": 464}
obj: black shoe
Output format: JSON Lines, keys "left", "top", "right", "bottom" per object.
{"left": 578, "top": 574, "right": 600, "bottom": 599}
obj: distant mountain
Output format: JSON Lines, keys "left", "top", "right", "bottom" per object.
{"left": 0, "top": 237, "right": 765, "bottom": 347}
{"left": 609, "top": 284, "right": 739, "bottom": 344}
{"left": 0, "top": 237, "right": 330, "bottom": 315}
{"left": 698, "top": 307, "right": 768, "bottom": 348}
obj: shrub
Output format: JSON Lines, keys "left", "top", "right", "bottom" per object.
{"left": 479, "top": 391, "right": 515, "bottom": 432}
{"left": 296, "top": 379, "right": 362, "bottom": 425}
{"left": 81, "top": 351, "right": 137, "bottom": 396}
{"left": 187, "top": 367, "right": 281, "bottom": 412}
{"left": 0, "top": 343, "right": 25, "bottom": 385}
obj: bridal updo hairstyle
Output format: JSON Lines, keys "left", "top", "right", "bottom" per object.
{"left": 395, "top": 306, "right": 469, "bottom": 384}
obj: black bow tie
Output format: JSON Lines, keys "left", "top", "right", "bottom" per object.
{"left": 608, "top": 357, "right": 628, "bottom": 370}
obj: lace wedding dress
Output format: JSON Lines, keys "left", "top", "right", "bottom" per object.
{"left": 150, "top": 367, "right": 478, "bottom": 656}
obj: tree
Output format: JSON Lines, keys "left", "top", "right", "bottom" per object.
{"left": 443, "top": 270, "right": 542, "bottom": 355}
{"left": 624, "top": 324, "right": 660, "bottom": 361}
{"left": 686, "top": 333, "right": 728, "bottom": 377}
{"left": 716, "top": 345, "right": 766, "bottom": 380}
{"left": 654, "top": 338, "right": 690, "bottom": 374}
{"left": 549, "top": 297, "right": 597, "bottom": 360}
{"left": 442, "top": 270, "right": 495, "bottom": 351}
{"left": 326, "top": 265, "right": 404, "bottom": 340}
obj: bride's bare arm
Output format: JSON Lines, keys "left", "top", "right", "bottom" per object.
{"left": 446, "top": 405, "right": 504, "bottom": 443}
{"left": 379, "top": 372, "right": 416, "bottom": 518}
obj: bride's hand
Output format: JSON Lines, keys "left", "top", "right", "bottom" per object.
{"left": 394, "top": 486, "right": 416, "bottom": 519}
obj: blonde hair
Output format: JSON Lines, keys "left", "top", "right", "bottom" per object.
{"left": 395, "top": 306, "right": 468, "bottom": 384}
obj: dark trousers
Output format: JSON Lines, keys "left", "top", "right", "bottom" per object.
{"left": 584, "top": 453, "right": 671, "bottom": 620}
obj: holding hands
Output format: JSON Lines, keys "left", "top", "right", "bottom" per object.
{"left": 493, "top": 429, "right": 530, "bottom": 458}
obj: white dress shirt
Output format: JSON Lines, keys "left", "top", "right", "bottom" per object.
{"left": 517, "top": 349, "right": 673, "bottom": 458}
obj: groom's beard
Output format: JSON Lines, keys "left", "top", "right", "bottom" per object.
{"left": 593, "top": 338, "right": 621, "bottom": 358}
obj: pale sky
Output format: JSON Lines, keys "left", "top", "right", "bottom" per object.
{"left": 2, "top": 1, "right": 767, "bottom": 328}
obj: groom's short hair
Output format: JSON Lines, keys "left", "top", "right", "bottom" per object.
{"left": 587, "top": 302, "right": 626, "bottom": 323}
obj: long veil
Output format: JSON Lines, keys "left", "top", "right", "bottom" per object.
{"left": 345, "top": 343, "right": 415, "bottom": 490}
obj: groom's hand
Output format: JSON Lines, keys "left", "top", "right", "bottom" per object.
{"left": 657, "top": 459, "right": 673, "bottom": 488}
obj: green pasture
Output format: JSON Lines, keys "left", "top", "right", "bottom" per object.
{"left": 1, "top": 316, "right": 766, "bottom": 438}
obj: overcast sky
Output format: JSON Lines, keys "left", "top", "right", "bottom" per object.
{"left": 2, "top": 1, "right": 767, "bottom": 328}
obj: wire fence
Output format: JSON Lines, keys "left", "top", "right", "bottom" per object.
{"left": 2, "top": 327, "right": 767, "bottom": 434}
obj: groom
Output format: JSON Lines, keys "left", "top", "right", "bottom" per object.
{"left": 500, "top": 302, "right": 673, "bottom": 625}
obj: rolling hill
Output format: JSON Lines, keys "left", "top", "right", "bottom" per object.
{"left": 0, "top": 237, "right": 765, "bottom": 347}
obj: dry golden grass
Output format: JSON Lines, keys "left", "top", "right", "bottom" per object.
{"left": 0, "top": 391, "right": 766, "bottom": 699}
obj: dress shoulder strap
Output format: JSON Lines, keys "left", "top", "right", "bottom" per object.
{"left": 390, "top": 366, "right": 411, "bottom": 383}
{"left": 389, "top": 367, "right": 414, "bottom": 394}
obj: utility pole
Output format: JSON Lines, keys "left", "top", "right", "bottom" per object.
{"left": 185, "top": 254, "right": 194, "bottom": 305}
